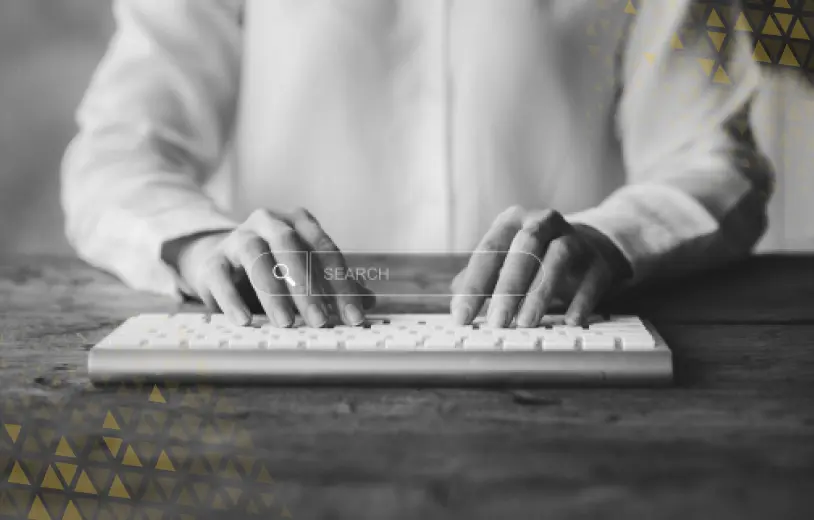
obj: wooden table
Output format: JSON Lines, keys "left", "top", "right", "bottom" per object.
{"left": 1, "top": 254, "right": 813, "bottom": 520}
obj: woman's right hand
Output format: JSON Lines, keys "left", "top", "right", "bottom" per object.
{"left": 166, "top": 208, "right": 374, "bottom": 328}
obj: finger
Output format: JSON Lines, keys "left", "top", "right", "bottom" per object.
{"left": 565, "top": 261, "right": 613, "bottom": 326}
{"left": 488, "top": 210, "right": 566, "bottom": 328}
{"left": 288, "top": 208, "right": 366, "bottom": 326}
{"left": 450, "top": 269, "right": 465, "bottom": 294}
{"left": 247, "top": 210, "right": 328, "bottom": 327}
{"left": 204, "top": 255, "right": 251, "bottom": 326}
{"left": 451, "top": 206, "right": 524, "bottom": 325}
{"left": 225, "top": 230, "right": 297, "bottom": 328}
{"left": 358, "top": 283, "right": 377, "bottom": 310}
{"left": 517, "top": 234, "right": 581, "bottom": 328}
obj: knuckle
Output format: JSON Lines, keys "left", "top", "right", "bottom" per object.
{"left": 497, "top": 205, "right": 526, "bottom": 226}
{"left": 290, "top": 206, "right": 316, "bottom": 224}
{"left": 247, "top": 208, "right": 272, "bottom": 224}
{"left": 202, "top": 255, "right": 230, "bottom": 278}
{"left": 272, "top": 223, "right": 299, "bottom": 243}
{"left": 522, "top": 209, "right": 562, "bottom": 235}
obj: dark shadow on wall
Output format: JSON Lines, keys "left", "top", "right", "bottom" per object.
{"left": 0, "top": 0, "right": 113, "bottom": 256}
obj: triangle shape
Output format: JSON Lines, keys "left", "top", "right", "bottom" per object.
{"left": 714, "top": 65, "right": 732, "bottom": 84}
{"left": 708, "top": 10, "right": 725, "bottom": 28}
{"left": 86, "top": 468, "right": 112, "bottom": 494}
{"left": 108, "top": 475, "right": 130, "bottom": 499}
{"left": 225, "top": 487, "right": 242, "bottom": 504}
{"left": 38, "top": 429, "right": 56, "bottom": 448}
{"left": 281, "top": 506, "right": 293, "bottom": 518}
{"left": 189, "top": 458, "right": 209, "bottom": 476}
{"left": 74, "top": 471, "right": 97, "bottom": 495}
{"left": 4, "top": 424, "right": 21, "bottom": 443}
{"left": 761, "top": 37, "right": 786, "bottom": 62}
{"left": 256, "top": 464, "right": 274, "bottom": 485}
{"left": 28, "top": 495, "right": 52, "bottom": 520}
{"left": 123, "top": 473, "right": 143, "bottom": 497}
{"left": 143, "top": 480, "right": 165, "bottom": 503}
{"left": 103, "top": 437, "right": 122, "bottom": 457}
{"left": 261, "top": 493, "right": 275, "bottom": 507}
{"left": 776, "top": 13, "right": 794, "bottom": 33}
{"left": 75, "top": 499, "right": 97, "bottom": 520}
{"left": 0, "top": 493, "right": 15, "bottom": 516}
{"left": 122, "top": 445, "right": 142, "bottom": 467}
{"left": 61, "top": 501, "right": 82, "bottom": 520}
{"left": 224, "top": 459, "right": 241, "bottom": 480}
{"left": 734, "top": 12, "right": 752, "bottom": 31}
{"left": 753, "top": 41, "right": 772, "bottom": 63}
{"left": 108, "top": 504, "right": 131, "bottom": 520}
{"left": 176, "top": 487, "right": 196, "bottom": 506}
{"left": 149, "top": 385, "right": 166, "bottom": 404}
{"left": 134, "top": 442, "right": 157, "bottom": 461}
{"left": 698, "top": 57, "right": 715, "bottom": 76}
{"left": 764, "top": 16, "right": 782, "bottom": 36}
{"left": 102, "top": 412, "right": 119, "bottom": 431}
{"left": 192, "top": 482, "right": 211, "bottom": 502}
{"left": 155, "top": 450, "right": 175, "bottom": 472}
{"left": 55, "top": 463, "right": 77, "bottom": 488}
{"left": 791, "top": 19, "right": 810, "bottom": 40}
{"left": 8, "top": 461, "right": 30, "bottom": 485}
{"left": 235, "top": 430, "right": 253, "bottom": 449}
{"left": 708, "top": 31, "right": 726, "bottom": 51}
{"left": 117, "top": 407, "right": 134, "bottom": 425}
{"left": 781, "top": 44, "right": 801, "bottom": 66}
{"left": 790, "top": 41, "right": 811, "bottom": 66}
{"left": 156, "top": 477, "right": 176, "bottom": 498}
{"left": 23, "top": 436, "right": 42, "bottom": 454}
{"left": 143, "top": 509, "right": 163, "bottom": 520}
{"left": 671, "top": 33, "right": 684, "bottom": 50}
{"left": 212, "top": 494, "right": 227, "bottom": 510}
{"left": 41, "top": 466, "right": 64, "bottom": 490}
{"left": 625, "top": 0, "right": 637, "bottom": 15}
{"left": 775, "top": 0, "right": 791, "bottom": 10}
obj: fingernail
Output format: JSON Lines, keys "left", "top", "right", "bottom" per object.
{"left": 565, "top": 314, "right": 581, "bottom": 327}
{"left": 306, "top": 304, "right": 327, "bottom": 327}
{"left": 488, "top": 306, "right": 510, "bottom": 328}
{"left": 229, "top": 308, "right": 249, "bottom": 326}
{"left": 452, "top": 304, "right": 471, "bottom": 325}
{"left": 273, "top": 309, "right": 292, "bottom": 328}
{"left": 344, "top": 304, "right": 365, "bottom": 326}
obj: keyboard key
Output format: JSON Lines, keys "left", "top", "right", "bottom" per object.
{"left": 306, "top": 336, "right": 340, "bottom": 350}
{"left": 422, "top": 335, "right": 459, "bottom": 349}
{"left": 501, "top": 336, "right": 537, "bottom": 351}
{"left": 463, "top": 334, "right": 500, "bottom": 350}
{"left": 580, "top": 333, "right": 616, "bottom": 351}
{"left": 385, "top": 336, "right": 420, "bottom": 350}
{"left": 620, "top": 334, "right": 656, "bottom": 350}
{"left": 344, "top": 335, "right": 382, "bottom": 350}
{"left": 541, "top": 335, "right": 576, "bottom": 350}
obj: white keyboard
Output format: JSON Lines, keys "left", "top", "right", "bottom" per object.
{"left": 88, "top": 313, "right": 673, "bottom": 386}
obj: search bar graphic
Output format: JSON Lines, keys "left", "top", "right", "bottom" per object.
{"left": 311, "top": 251, "right": 544, "bottom": 297}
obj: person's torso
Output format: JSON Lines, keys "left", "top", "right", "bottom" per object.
{"left": 222, "top": 0, "right": 632, "bottom": 251}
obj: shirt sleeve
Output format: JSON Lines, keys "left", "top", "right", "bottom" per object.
{"left": 60, "top": 0, "right": 244, "bottom": 299}
{"left": 568, "top": 0, "right": 774, "bottom": 284}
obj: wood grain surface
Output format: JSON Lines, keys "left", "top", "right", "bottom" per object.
{"left": 0, "top": 255, "right": 813, "bottom": 520}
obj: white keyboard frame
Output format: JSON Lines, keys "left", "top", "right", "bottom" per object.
{"left": 88, "top": 314, "right": 673, "bottom": 387}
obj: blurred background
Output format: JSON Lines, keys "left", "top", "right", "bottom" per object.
{"left": 0, "top": 0, "right": 811, "bottom": 257}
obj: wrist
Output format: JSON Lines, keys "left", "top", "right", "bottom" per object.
{"left": 571, "top": 223, "right": 633, "bottom": 281}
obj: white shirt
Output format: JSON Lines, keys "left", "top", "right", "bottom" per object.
{"left": 61, "top": 0, "right": 773, "bottom": 299}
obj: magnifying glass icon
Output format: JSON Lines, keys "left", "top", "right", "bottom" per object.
{"left": 272, "top": 263, "right": 297, "bottom": 288}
